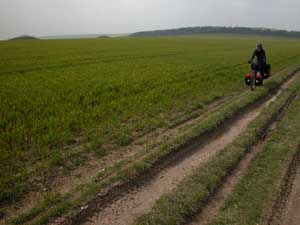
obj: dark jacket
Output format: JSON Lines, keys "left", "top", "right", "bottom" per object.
{"left": 251, "top": 49, "right": 267, "bottom": 65}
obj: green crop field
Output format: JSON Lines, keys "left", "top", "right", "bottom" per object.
{"left": 1, "top": 35, "right": 300, "bottom": 206}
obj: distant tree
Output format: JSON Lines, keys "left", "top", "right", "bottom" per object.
{"left": 130, "top": 26, "right": 300, "bottom": 39}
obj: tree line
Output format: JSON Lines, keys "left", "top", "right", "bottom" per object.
{"left": 130, "top": 26, "right": 300, "bottom": 38}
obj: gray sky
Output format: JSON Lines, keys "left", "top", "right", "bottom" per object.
{"left": 0, "top": 0, "right": 300, "bottom": 40}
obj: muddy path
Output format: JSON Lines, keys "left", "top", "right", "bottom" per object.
{"left": 266, "top": 145, "right": 300, "bottom": 225}
{"left": 71, "top": 73, "right": 299, "bottom": 225}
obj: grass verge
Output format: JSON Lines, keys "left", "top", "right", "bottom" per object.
{"left": 133, "top": 75, "right": 300, "bottom": 225}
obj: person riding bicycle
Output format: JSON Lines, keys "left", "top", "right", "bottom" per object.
{"left": 246, "top": 44, "right": 267, "bottom": 90}
{"left": 248, "top": 43, "right": 267, "bottom": 73}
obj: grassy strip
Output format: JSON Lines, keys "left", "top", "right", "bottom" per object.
{"left": 210, "top": 86, "right": 300, "bottom": 225}
{"left": 10, "top": 68, "right": 298, "bottom": 225}
{"left": 10, "top": 194, "right": 71, "bottom": 225}
{"left": 133, "top": 75, "right": 300, "bottom": 225}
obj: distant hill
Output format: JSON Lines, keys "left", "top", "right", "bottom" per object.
{"left": 40, "top": 34, "right": 100, "bottom": 39}
{"left": 10, "top": 35, "right": 39, "bottom": 40}
{"left": 130, "top": 26, "right": 300, "bottom": 38}
{"left": 98, "top": 35, "right": 110, "bottom": 38}
{"left": 40, "top": 33, "right": 129, "bottom": 40}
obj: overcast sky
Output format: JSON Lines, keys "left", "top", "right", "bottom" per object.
{"left": 0, "top": 0, "right": 300, "bottom": 40}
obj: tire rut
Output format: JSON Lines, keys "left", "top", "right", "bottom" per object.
{"left": 266, "top": 145, "right": 300, "bottom": 225}
{"left": 75, "top": 72, "right": 298, "bottom": 225}
{"left": 0, "top": 84, "right": 240, "bottom": 224}
{"left": 2, "top": 68, "right": 292, "bottom": 225}
{"left": 188, "top": 85, "right": 298, "bottom": 225}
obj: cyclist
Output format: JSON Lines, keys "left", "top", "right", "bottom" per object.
{"left": 249, "top": 43, "right": 267, "bottom": 73}
{"left": 248, "top": 43, "right": 267, "bottom": 90}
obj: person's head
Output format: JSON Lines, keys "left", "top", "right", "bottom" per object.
{"left": 256, "top": 43, "right": 263, "bottom": 52}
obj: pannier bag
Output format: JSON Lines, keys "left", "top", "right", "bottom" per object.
{"left": 244, "top": 72, "right": 263, "bottom": 86}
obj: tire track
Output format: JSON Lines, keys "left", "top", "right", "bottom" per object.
{"left": 188, "top": 84, "right": 298, "bottom": 225}
{"left": 75, "top": 72, "right": 299, "bottom": 225}
{"left": 266, "top": 145, "right": 300, "bottom": 225}
{"left": 3, "top": 68, "right": 292, "bottom": 225}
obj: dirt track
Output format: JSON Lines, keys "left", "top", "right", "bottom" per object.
{"left": 188, "top": 140, "right": 269, "bottom": 225}
{"left": 84, "top": 104, "right": 261, "bottom": 225}
{"left": 280, "top": 155, "right": 300, "bottom": 225}
{"left": 267, "top": 146, "right": 300, "bottom": 225}
{"left": 0, "top": 80, "right": 242, "bottom": 225}
{"left": 79, "top": 74, "right": 299, "bottom": 225}
{"left": 188, "top": 76, "right": 299, "bottom": 225}
{"left": 2, "top": 69, "right": 295, "bottom": 225}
